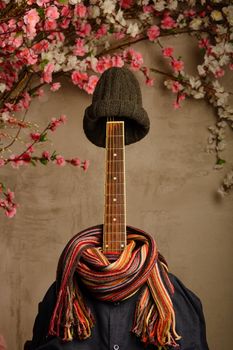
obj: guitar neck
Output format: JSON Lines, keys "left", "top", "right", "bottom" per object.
{"left": 103, "top": 121, "right": 127, "bottom": 255}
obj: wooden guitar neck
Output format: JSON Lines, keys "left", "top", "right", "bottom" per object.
{"left": 103, "top": 121, "right": 127, "bottom": 256}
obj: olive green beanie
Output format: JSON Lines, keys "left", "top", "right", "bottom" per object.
{"left": 83, "top": 66, "right": 150, "bottom": 147}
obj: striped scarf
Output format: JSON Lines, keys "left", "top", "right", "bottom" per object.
{"left": 48, "top": 225, "right": 181, "bottom": 348}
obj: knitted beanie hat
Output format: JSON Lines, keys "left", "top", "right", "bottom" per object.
{"left": 83, "top": 66, "right": 150, "bottom": 147}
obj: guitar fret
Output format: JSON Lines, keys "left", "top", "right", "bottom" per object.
{"left": 106, "top": 171, "right": 124, "bottom": 174}
{"left": 107, "top": 147, "right": 124, "bottom": 150}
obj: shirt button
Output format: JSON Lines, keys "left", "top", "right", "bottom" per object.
{"left": 113, "top": 345, "right": 119, "bottom": 350}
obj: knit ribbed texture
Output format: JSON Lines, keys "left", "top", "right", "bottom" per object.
{"left": 83, "top": 67, "right": 150, "bottom": 147}
{"left": 48, "top": 225, "right": 181, "bottom": 348}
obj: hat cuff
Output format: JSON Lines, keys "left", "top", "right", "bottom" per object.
{"left": 83, "top": 99, "right": 150, "bottom": 147}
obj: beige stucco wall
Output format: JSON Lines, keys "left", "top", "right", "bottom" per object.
{"left": 0, "top": 35, "right": 232, "bottom": 350}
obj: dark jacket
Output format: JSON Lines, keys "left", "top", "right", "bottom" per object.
{"left": 24, "top": 273, "right": 209, "bottom": 350}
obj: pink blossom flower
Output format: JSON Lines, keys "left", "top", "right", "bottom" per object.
{"left": 21, "top": 153, "right": 31, "bottom": 164}
{"left": 71, "top": 157, "right": 81, "bottom": 166}
{"left": 96, "top": 56, "right": 112, "bottom": 73}
{"left": 143, "top": 5, "right": 154, "bottom": 13}
{"left": 42, "top": 63, "right": 54, "bottom": 83}
{"left": 9, "top": 154, "right": 24, "bottom": 169}
{"left": 84, "top": 75, "right": 99, "bottom": 94}
{"left": 161, "top": 15, "right": 176, "bottom": 29}
{"left": 61, "top": 6, "right": 71, "bottom": 17}
{"left": 74, "top": 38, "right": 86, "bottom": 56}
{"left": 50, "top": 82, "right": 61, "bottom": 91}
{"left": 120, "top": 0, "right": 133, "bottom": 9}
{"left": 173, "top": 100, "right": 181, "bottom": 109}
{"left": 49, "top": 115, "right": 67, "bottom": 131}
{"left": 162, "top": 47, "right": 174, "bottom": 58}
{"left": 75, "top": 3, "right": 87, "bottom": 18}
{"left": 114, "top": 31, "right": 125, "bottom": 40}
{"left": 6, "top": 189, "right": 14, "bottom": 202}
{"left": 0, "top": 199, "right": 7, "bottom": 208}
{"left": 198, "top": 38, "right": 210, "bottom": 49}
{"left": 19, "top": 92, "right": 31, "bottom": 110}
{"left": 82, "top": 160, "right": 89, "bottom": 171}
{"left": 146, "top": 78, "right": 154, "bottom": 87}
{"left": 0, "top": 159, "right": 5, "bottom": 167}
{"left": 179, "top": 93, "right": 186, "bottom": 102}
{"left": 199, "top": 11, "right": 206, "bottom": 18}
{"left": 18, "top": 48, "right": 38, "bottom": 65}
{"left": 172, "top": 93, "right": 186, "bottom": 109}
{"left": 60, "top": 114, "right": 67, "bottom": 124}
{"left": 33, "top": 40, "right": 49, "bottom": 53}
{"left": 55, "top": 155, "right": 66, "bottom": 166}
{"left": 37, "top": 88, "right": 44, "bottom": 97}
{"left": 36, "top": 0, "right": 50, "bottom": 6}
{"left": 171, "top": 81, "right": 183, "bottom": 93}
{"left": 30, "top": 132, "right": 41, "bottom": 141}
{"left": 95, "top": 24, "right": 108, "bottom": 39}
{"left": 171, "top": 59, "right": 184, "bottom": 73}
{"left": 5, "top": 206, "right": 17, "bottom": 218}
{"left": 60, "top": 17, "right": 71, "bottom": 29}
{"left": 23, "top": 8, "right": 40, "bottom": 39}
{"left": 77, "top": 23, "right": 91, "bottom": 38}
{"left": 111, "top": 55, "right": 124, "bottom": 68}
{"left": 46, "top": 6, "right": 60, "bottom": 20}
{"left": 42, "top": 151, "right": 50, "bottom": 159}
{"left": 147, "top": 25, "right": 160, "bottom": 41}
{"left": 183, "top": 9, "right": 196, "bottom": 17}
{"left": 123, "top": 48, "right": 143, "bottom": 71}
{"left": 44, "top": 19, "right": 57, "bottom": 31}
{"left": 214, "top": 68, "right": 225, "bottom": 78}
{"left": 26, "top": 144, "right": 35, "bottom": 154}
{"left": 71, "top": 71, "right": 88, "bottom": 88}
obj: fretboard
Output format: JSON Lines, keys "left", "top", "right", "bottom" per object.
{"left": 103, "top": 121, "right": 126, "bottom": 255}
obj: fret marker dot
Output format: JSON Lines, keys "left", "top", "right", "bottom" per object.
{"left": 114, "top": 153, "right": 117, "bottom": 157}
{"left": 105, "top": 244, "right": 108, "bottom": 248}
{"left": 113, "top": 218, "right": 116, "bottom": 221}
{"left": 121, "top": 244, "right": 124, "bottom": 248}
{"left": 113, "top": 198, "right": 117, "bottom": 202}
{"left": 113, "top": 177, "right": 117, "bottom": 181}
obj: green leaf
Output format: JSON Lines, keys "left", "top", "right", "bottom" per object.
{"left": 39, "top": 133, "right": 47, "bottom": 142}
{"left": 37, "top": 8, "right": 45, "bottom": 18}
{"left": 30, "top": 159, "right": 37, "bottom": 166}
{"left": 40, "top": 59, "right": 49, "bottom": 71}
{"left": 216, "top": 158, "right": 226, "bottom": 165}
{"left": 58, "top": 0, "right": 68, "bottom": 3}
{"left": 0, "top": 182, "right": 6, "bottom": 191}
{"left": 108, "top": 25, "right": 114, "bottom": 34}
{"left": 50, "top": 150, "right": 57, "bottom": 161}
{"left": 39, "top": 158, "right": 48, "bottom": 165}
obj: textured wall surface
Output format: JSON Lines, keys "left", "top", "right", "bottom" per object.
{"left": 0, "top": 36, "right": 233, "bottom": 350}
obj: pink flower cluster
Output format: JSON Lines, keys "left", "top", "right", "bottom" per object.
{"left": 0, "top": 188, "right": 18, "bottom": 218}
{"left": 49, "top": 114, "right": 67, "bottom": 131}
{"left": 23, "top": 8, "right": 40, "bottom": 40}
{"left": 123, "top": 48, "right": 143, "bottom": 71}
{"left": 54, "top": 155, "right": 89, "bottom": 171}
{"left": 95, "top": 55, "right": 124, "bottom": 74}
{"left": 173, "top": 93, "right": 186, "bottom": 109}
{"left": 71, "top": 71, "right": 99, "bottom": 94}
{"left": 147, "top": 25, "right": 160, "bottom": 41}
{"left": 42, "top": 63, "right": 55, "bottom": 84}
